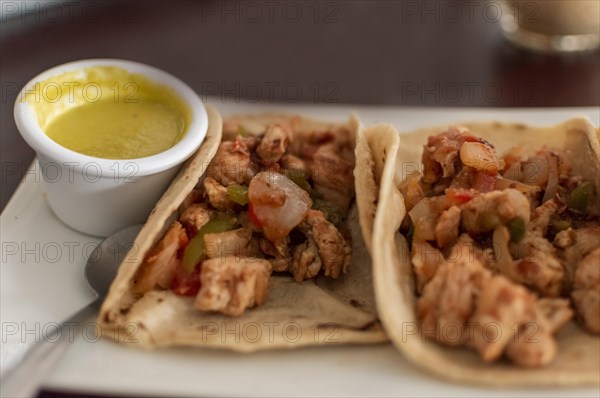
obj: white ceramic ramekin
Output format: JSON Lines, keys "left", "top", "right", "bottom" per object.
{"left": 14, "top": 59, "right": 208, "bottom": 237}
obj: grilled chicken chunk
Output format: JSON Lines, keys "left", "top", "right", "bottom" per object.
{"left": 195, "top": 257, "right": 272, "bottom": 316}
{"left": 203, "top": 177, "right": 235, "bottom": 211}
{"left": 133, "top": 222, "right": 187, "bottom": 294}
{"left": 302, "top": 210, "right": 351, "bottom": 279}
{"left": 571, "top": 248, "right": 600, "bottom": 334}
{"left": 207, "top": 137, "right": 257, "bottom": 185}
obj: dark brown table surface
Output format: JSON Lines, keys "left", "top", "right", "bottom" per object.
{"left": 0, "top": 1, "right": 599, "bottom": 397}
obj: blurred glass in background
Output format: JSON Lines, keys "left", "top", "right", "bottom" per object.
{"left": 501, "top": 0, "right": 600, "bottom": 53}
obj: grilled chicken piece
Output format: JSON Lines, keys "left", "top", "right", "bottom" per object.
{"left": 461, "top": 189, "right": 530, "bottom": 235}
{"left": 203, "top": 228, "right": 252, "bottom": 259}
{"left": 504, "top": 303, "right": 558, "bottom": 368}
{"left": 179, "top": 203, "right": 212, "bottom": 233}
{"left": 411, "top": 240, "right": 445, "bottom": 293}
{"left": 243, "top": 237, "right": 262, "bottom": 258}
{"left": 302, "top": 210, "right": 351, "bottom": 279}
{"left": 553, "top": 228, "right": 575, "bottom": 249}
{"left": 422, "top": 126, "right": 500, "bottom": 184}
{"left": 531, "top": 199, "right": 559, "bottom": 236}
{"left": 435, "top": 205, "right": 461, "bottom": 248}
{"left": 571, "top": 248, "right": 600, "bottom": 334}
{"left": 398, "top": 172, "right": 427, "bottom": 212}
{"left": 272, "top": 237, "right": 290, "bottom": 258}
{"left": 179, "top": 189, "right": 203, "bottom": 213}
{"left": 258, "top": 238, "right": 277, "bottom": 257}
{"left": 536, "top": 298, "right": 573, "bottom": 333}
{"left": 558, "top": 225, "right": 600, "bottom": 284}
{"left": 417, "top": 239, "right": 491, "bottom": 347}
{"left": 504, "top": 298, "right": 572, "bottom": 368}
{"left": 280, "top": 154, "right": 307, "bottom": 174}
{"left": 203, "top": 177, "right": 235, "bottom": 211}
{"left": 311, "top": 144, "right": 355, "bottom": 213}
{"left": 470, "top": 275, "right": 537, "bottom": 362}
{"left": 259, "top": 237, "right": 291, "bottom": 272}
{"left": 256, "top": 124, "right": 291, "bottom": 164}
{"left": 269, "top": 258, "right": 291, "bottom": 272}
{"left": 291, "top": 235, "right": 322, "bottom": 282}
{"left": 510, "top": 232, "right": 565, "bottom": 298}
{"left": 132, "top": 222, "right": 186, "bottom": 294}
{"left": 195, "top": 257, "right": 272, "bottom": 316}
{"left": 421, "top": 127, "right": 466, "bottom": 183}
{"left": 206, "top": 137, "right": 257, "bottom": 185}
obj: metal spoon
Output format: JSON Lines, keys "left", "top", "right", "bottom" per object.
{"left": 0, "top": 224, "right": 142, "bottom": 398}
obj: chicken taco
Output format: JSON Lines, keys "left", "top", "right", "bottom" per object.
{"left": 99, "top": 109, "right": 386, "bottom": 351}
{"left": 370, "top": 117, "right": 600, "bottom": 385}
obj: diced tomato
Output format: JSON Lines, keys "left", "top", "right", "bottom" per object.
{"left": 248, "top": 202, "right": 262, "bottom": 227}
{"left": 176, "top": 228, "right": 190, "bottom": 257}
{"left": 445, "top": 188, "right": 478, "bottom": 205}
{"left": 171, "top": 263, "right": 200, "bottom": 296}
{"left": 178, "top": 228, "right": 190, "bottom": 247}
{"left": 463, "top": 134, "right": 481, "bottom": 143}
{"left": 473, "top": 171, "right": 497, "bottom": 193}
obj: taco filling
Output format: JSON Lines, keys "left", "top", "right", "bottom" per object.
{"left": 132, "top": 119, "right": 355, "bottom": 316}
{"left": 399, "top": 126, "right": 599, "bottom": 367}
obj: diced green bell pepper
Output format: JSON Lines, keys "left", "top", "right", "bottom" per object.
{"left": 181, "top": 213, "right": 238, "bottom": 272}
{"left": 568, "top": 181, "right": 592, "bottom": 213}
{"left": 506, "top": 216, "right": 526, "bottom": 243}
{"left": 227, "top": 184, "right": 249, "bottom": 205}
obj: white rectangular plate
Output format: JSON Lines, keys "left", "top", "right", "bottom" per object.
{"left": 2, "top": 103, "right": 599, "bottom": 397}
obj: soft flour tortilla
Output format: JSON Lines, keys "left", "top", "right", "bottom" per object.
{"left": 370, "top": 116, "right": 600, "bottom": 386}
{"left": 355, "top": 123, "right": 401, "bottom": 254}
{"left": 98, "top": 110, "right": 387, "bottom": 351}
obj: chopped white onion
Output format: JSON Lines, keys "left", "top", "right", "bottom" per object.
{"left": 248, "top": 171, "right": 312, "bottom": 241}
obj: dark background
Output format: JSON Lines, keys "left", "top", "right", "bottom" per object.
{"left": 0, "top": 2, "right": 599, "bottom": 395}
